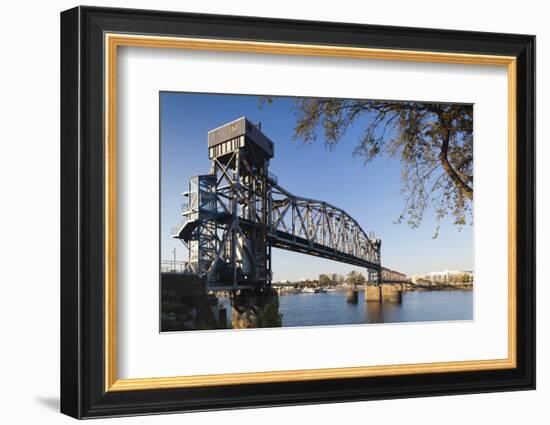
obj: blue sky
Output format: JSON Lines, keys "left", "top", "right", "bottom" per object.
{"left": 160, "top": 92, "right": 473, "bottom": 281}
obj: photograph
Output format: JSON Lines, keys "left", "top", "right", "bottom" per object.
{"left": 160, "top": 92, "right": 474, "bottom": 331}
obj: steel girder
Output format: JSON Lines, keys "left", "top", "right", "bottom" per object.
{"left": 380, "top": 267, "right": 410, "bottom": 283}
{"left": 268, "top": 182, "right": 382, "bottom": 276}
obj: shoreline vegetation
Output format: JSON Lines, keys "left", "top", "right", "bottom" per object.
{"left": 274, "top": 282, "right": 474, "bottom": 295}
{"left": 273, "top": 270, "right": 474, "bottom": 296}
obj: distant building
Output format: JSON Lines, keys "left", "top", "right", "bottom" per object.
{"left": 411, "top": 270, "right": 473, "bottom": 285}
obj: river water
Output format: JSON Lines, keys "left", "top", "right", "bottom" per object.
{"left": 277, "top": 290, "right": 473, "bottom": 327}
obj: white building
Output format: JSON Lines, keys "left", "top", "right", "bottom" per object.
{"left": 411, "top": 270, "right": 473, "bottom": 285}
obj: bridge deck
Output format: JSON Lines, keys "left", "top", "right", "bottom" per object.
{"left": 267, "top": 230, "right": 380, "bottom": 270}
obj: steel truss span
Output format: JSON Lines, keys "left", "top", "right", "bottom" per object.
{"left": 268, "top": 183, "right": 381, "bottom": 271}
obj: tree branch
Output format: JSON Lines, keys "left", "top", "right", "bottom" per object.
{"left": 439, "top": 130, "right": 473, "bottom": 200}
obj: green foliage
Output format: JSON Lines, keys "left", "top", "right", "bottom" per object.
{"left": 258, "top": 296, "right": 283, "bottom": 328}
{"left": 318, "top": 274, "right": 332, "bottom": 286}
{"left": 346, "top": 270, "right": 366, "bottom": 287}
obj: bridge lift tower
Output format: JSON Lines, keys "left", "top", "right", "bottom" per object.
{"left": 174, "top": 117, "right": 383, "bottom": 292}
{"left": 174, "top": 117, "right": 274, "bottom": 291}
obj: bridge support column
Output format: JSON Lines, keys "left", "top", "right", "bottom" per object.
{"left": 365, "top": 285, "right": 382, "bottom": 302}
{"left": 346, "top": 289, "right": 359, "bottom": 304}
{"left": 381, "top": 283, "right": 403, "bottom": 303}
{"left": 231, "top": 290, "right": 282, "bottom": 329}
{"left": 232, "top": 306, "right": 259, "bottom": 329}
{"left": 218, "top": 305, "right": 227, "bottom": 329}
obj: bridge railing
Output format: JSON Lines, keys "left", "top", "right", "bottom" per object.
{"left": 267, "top": 171, "right": 278, "bottom": 184}
{"left": 160, "top": 260, "right": 193, "bottom": 274}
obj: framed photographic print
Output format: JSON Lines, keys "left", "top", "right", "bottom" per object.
{"left": 60, "top": 6, "right": 535, "bottom": 419}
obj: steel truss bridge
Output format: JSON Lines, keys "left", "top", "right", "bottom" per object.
{"left": 173, "top": 117, "right": 401, "bottom": 291}
{"left": 269, "top": 183, "right": 380, "bottom": 275}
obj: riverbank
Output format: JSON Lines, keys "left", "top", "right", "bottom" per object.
{"left": 276, "top": 283, "right": 473, "bottom": 295}
{"left": 410, "top": 283, "right": 473, "bottom": 291}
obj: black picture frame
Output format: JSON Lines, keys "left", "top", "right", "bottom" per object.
{"left": 61, "top": 5, "right": 535, "bottom": 419}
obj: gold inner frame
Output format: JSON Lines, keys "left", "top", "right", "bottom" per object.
{"left": 104, "top": 33, "right": 517, "bottom": 392}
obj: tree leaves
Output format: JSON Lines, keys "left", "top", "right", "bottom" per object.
{"left": 262, "top": 97, "right": 474, "bottom": 237}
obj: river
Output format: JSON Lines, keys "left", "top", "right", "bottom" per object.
{"left": 219, "top": 289, "right": 473, "bottom": 329}
{"left": 277, "top": 290, "right": 473, "bottom": 327}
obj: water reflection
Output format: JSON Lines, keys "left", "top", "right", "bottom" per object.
{"left": 277, "top": 290, "right": 473, "bottom": 328}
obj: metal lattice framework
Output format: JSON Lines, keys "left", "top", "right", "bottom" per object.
{"left": 175, "top": 139, "right": 272, "bottom": 290}
{"left": 380, "top": 267, "right": 410, "bottom": 283}
{"left": 174, "top": 117, "right": 383, "bottom": 290}
{"left": 268, "top": 183, "right": 381, "bottom": 272}
{"left": 182, "top": 175, "right": 218, "bottom": 275}
{"left": 207, "top": 146, "right": 271, "bottom": 288}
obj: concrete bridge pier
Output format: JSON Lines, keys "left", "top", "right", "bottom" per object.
{"left": 346, "top": 289, "right": 359, "bottom": 304}
{"left": 231, "top": 290, "right": 282, "bottom": 329}
{"left": 232, "top": 306, "right": 259, "bottom": 329}
{"left": 365, "top": 285, "right": 382, "bottom": 302}
{"left": 218, "top": 305, "right": 227, "bottom": 329}
{"left": 365, "top": 284, "right": 403, "bottom": 303}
